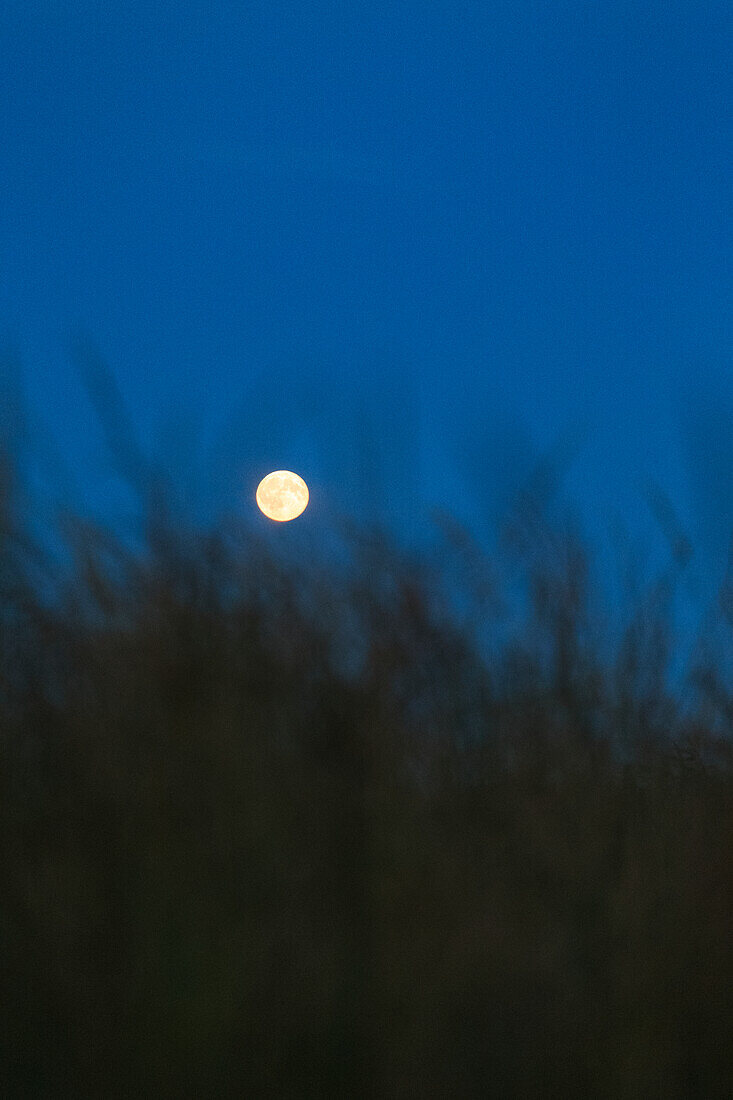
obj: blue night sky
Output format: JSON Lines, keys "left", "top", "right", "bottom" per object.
{"left": 1, "top": 1, "right": 730, "bottom": 621}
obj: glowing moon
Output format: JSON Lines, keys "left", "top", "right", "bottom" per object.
{"left": 256, "top": 470, "right": 309, "bottom": 522}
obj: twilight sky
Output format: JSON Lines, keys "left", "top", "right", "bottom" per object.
{"left": 1, "top": 1, "right": 730, "bottom": 618}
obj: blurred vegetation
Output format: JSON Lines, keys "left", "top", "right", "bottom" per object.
{"left": 1, "top": 403, "right": 733, "bottom": 1098}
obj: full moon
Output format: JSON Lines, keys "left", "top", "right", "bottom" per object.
{"left": 256, "top": 470, "right": 309, "bottom": 522}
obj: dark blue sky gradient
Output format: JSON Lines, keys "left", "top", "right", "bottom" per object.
{"left": 1, "top": 1, "right": 731, "bottom": 631}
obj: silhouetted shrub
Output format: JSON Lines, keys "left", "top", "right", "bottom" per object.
{"left": 1, "top": 435, "right": 732, "bottom": 1098}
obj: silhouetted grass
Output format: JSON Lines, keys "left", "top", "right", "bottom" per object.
{"left": 1, "top": 432, "right": 732, "bottom": 1098}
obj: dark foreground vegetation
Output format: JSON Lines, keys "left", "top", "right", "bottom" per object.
{"left": 1, "top": 443, "right": 732, "bottom": 1098}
